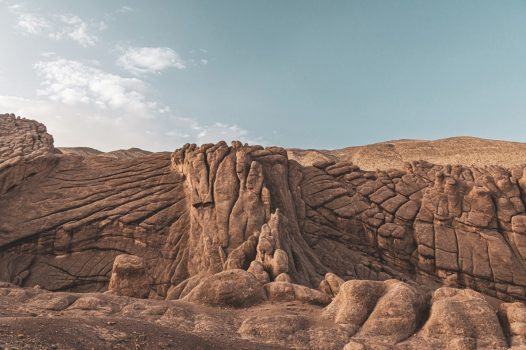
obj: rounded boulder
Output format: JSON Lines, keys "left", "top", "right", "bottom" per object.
{"left": 184, "top": 269, "right": 267, "bottom": 308}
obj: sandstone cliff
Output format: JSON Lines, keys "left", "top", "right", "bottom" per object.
{"left": 3, "top": 113, "right": 526, "bottom": 349}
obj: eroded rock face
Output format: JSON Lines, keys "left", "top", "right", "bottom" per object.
{"left": 323, "top": 279, "right": 427, "bottom": 346}
{"left": 0, "top": 113, "right": 56, "bottom": 196}
{"left": 108, "top": 254, "right": 150, "bottom": 298}
{"left": 166, "top": 142, "right": 327, "bottom": 294}
{"left": 4, "top": 115, "right": 526, "bottom": 348}
{"left": 2, "top": 114, "right": 526, "bottom": 305}
{"left": 407, "top": 287, "right": 508, "bottom": 349}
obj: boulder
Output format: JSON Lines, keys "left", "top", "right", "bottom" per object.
{"left": 413, "top": 287, "right": 507, "bottom": 349}
{"left": 324, "top": 279, "right": 426, "bottom": 345}
{"left": 184, "top": 269, "right": 266, "bottom": 308}
{"left": 108, "top": 254, "right": 150, "bottom": 299}
{"left": 499, "top": 302, "right": 526, "bottom": 347}
{"left": 264, "top": 281, "right": 331, "bottom": 306}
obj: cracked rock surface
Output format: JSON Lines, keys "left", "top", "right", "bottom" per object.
{"left": 2, "top": 114, "right": 526, "bottom": 349}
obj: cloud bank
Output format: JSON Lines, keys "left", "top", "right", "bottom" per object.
{"left": 1, "top": 59, "right": 258, "bottom": 151}
{"left": 0, "top": 3, "right": 258, "bottom": 151}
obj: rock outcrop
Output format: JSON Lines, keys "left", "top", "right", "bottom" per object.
{"left": 4, "top": 114, "right": 526, "bottom": 348}
{"left": 183, "top": 269, "right": 267, "bottom": 307}
{"left": 108, "top": 254, "right": 150, "bottom": 298}
{"left": 324, "top": 279, "right": 428, "bottom": 347}
{"left": 2, "top": 114, "right": 526, "bottom": 304}
{"left": 0, "top": 280, "right": 519, "bottom": 349}
{"left": 408, "top": 287, "right": 508, "bottom": 349}
{"left": 0, "top": 113, "right": 56, "bottom": 196}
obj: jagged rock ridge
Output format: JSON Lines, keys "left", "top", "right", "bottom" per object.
{"left": 2, "top": 113, "right": 526, "bottom": 302}
{"left": 3, "top": 113, "right": 526, "bottom": 348}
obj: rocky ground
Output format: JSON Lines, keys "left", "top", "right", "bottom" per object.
{"left": 3, "top": 113, "right": 526, "bottom": 349}
{"left": 1, "top": 278, "right": 525, "bottom": 350}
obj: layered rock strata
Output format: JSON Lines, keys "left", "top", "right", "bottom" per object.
{"left": 2, "top": 114, "right": 526, "bottom": 305}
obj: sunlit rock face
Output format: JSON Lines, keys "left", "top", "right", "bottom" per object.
{"left": 5, "top": 113, "right": 526, "bottom": 348}
{"left": 2, "top": 113, "right": 526, "bottom": 305}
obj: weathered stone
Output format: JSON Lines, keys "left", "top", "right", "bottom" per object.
{"left": 499, "top": 302, "right": 526, "bottom": 347}
{"left": 395, "top": 200, "right": 420, "bottom": 221}
{"left": 184, "top": 269, "right": 266, "bottom": 308}
{"left": 3, "top": 114, "right": 526, "bottom": 314}
{"left": 352, "top": 280, "right": 427, "bottom": 346}
{"left": 413, "top": 287, "right": 508, "bottom": 349}
{"left": 264, "top": 282, "right": 331, "bottom": 305}
{"left": 323, "top": 280, "right": 385, "bottom": 327}
{"left": 247, "top": 260, "right": 270, "bottom": 285}
{"left": 108, "top": 255, "right": 150, "bottom": 299}
{"left": 324, "top": 272, "right": 344, "bottom": 296}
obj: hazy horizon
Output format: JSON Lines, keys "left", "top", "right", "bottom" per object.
{"left": 1, "top": 0, "right": 526, "bottom": 151}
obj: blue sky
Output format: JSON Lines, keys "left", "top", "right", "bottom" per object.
{"left": 1, "top": 0, "right": 526, "bottom": 151}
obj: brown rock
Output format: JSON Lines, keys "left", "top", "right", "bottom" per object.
{"left": 264, "top": 282, "right": 331, "bottom": 305}
{"left": 108, "top": 255, "right": 150, "bottom": 299}
{"left": 3, "top": 114, "right": 526, "bottom": 312}
{"left": 413, "top": 287, "right": 507, "bottom": 349}
{"left": 323, "top": 280, "right": 385, "bottom": 328}
{"left": 247, "top": 261, "right": 270, "bottom": 284}
{"left": 324, "top": 279, "right": 426, "bottom": 346}
{"left": 499, "top": 302, "right": 526, "bottom": 347}
{"left": 184, "top": 269, "right": 266, "bottom": 307}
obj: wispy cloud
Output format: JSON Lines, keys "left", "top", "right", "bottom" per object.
{"left": 0, "top": 58, "right": 261, "bottom": 151}
{"left": 116, "top": 6, "right": 133, "bottom": 14}
{"left": 117, "top": 47, "right": 186, "bottom": 75}
{"left": 8, "top": 5, "right": 104, "bottom": 47}
{"left": 51, "top": 15, "right": 101, "bottom": 47}
{"left": 16, "top": 13, "right": 50, "bottom": 34}
{"left": 34, "top": 59, "right": 151, "bottom": 110}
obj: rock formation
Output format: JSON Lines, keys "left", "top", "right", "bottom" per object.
{"left": 108, "top": 254, "right": 150, "bottom": 298}
{"left": 1, "top": 279, "right": 523, "bottom": 349}
{"left": 2, "top": 113, "right": 526, "bottom": 349}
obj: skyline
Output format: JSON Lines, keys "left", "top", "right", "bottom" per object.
{"left": 1, "top": 0, "right": 526, "bottom": 151}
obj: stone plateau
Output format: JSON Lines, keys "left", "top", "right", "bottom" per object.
{"left": 1, "top": 113, "right": 526, "bottom": 349}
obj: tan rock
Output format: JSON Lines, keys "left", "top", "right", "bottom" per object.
{"left": 108, "top": 255, "right": 150, "bottom": 299}
{"left": 499, "top": 302, "right": 526, "bottom": 347}
{"left": 247, "top": 260, "right": 270, "bottom": 284}
{"left": 184, "top": 269, "right": 266, "bottom": 307}
{"left": 264, "top": 282, "right": 331, "bottom": 306}
{"left": 414, "top": 287, "right": 507, "bottom": 349}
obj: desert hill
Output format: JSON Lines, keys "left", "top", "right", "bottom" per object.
{"left": 57, "top": 146, "right": 153, "bottom": 160}
{"left": 288, "top": 136, "right": 526, "bottom": 170}
{"left": 2, "top": 113, "right": 526, "bottom": 349}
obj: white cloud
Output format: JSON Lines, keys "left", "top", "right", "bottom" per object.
{"left": 0, "top": 59, "right": 261, "bottom": 151}
{"left": 16, "top": 13, "right": 49, "bottom": 34}
{"left": 51, "top": 15, "right": 99, "bottom": 47}
{"left": 9, "top": 5, "right": 102, "bottom": 47}
{"left": 117, "top": 47, "right": 186, "bottom": 75}
{"left": 34, "top": 59, "right": 150, "bottom": 111}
